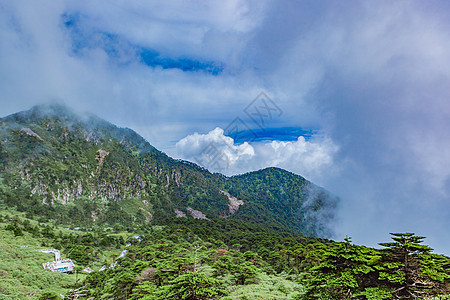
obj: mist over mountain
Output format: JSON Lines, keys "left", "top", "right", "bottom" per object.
{"left": 0, "top": 103, "right": 338, "bottom": 238}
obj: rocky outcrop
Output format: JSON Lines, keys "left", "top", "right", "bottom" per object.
{"left": 186, "top": 207, "right": 208, "bottom": 220}
{"left": 140, "top": 208, "right": 153, "bottom": 221}
{"left": 19, "top": 127, "right": 43, "bottom": 140}
{"left": 174, "top": 209, "right": 187, "bottom": 218}
{"left": 96, "top": 149, "right": 109, "bottom": 169}
{"left": 221, "top": 190, "right": 244, "bottom": 215}
{"left": 173, "top": 172, "right": 182, "bottom": 186}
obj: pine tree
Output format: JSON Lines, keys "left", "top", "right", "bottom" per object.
{"left": 379, "top": 232, "right": 434, "bottom": 299}
{"left": 164, "top": 272, "right": 226, "bottom": 300}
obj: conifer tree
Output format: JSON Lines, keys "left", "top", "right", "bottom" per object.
{"left": 379, "top": 232, "right": 435, "bottom": 299}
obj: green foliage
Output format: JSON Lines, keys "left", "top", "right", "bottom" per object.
{"left": 65, "top": 245, "right": 93, "bottom": 266}
{"left": 225, "top": 167, "right": 338, "bottom": 237}
{"left": 0, "top": 207, "right": 449, "bottom": 299}
{"left": 132, "top": 281, "right": 160, "bottom": 299}
{"left": 5, "top": 222, "right": 24, "bottom": 236}
{"left": 297, "top": 242, "right": 375, "bottom": 299}
{"left": 378, "top": 232, "right": 449, "bottom": 299}
{"left": 82, "top": 219, "right": 307, "bottom": 299}
{"left": 37, "top": 291, "right": 61, "bottom": 300}
{"left": 231, "top": 261, "right": 259, "bottom": 285}
{"left": 0, "top": 209, "right": 134, "bottom": 299}
{"left": 0, "top": 106, "right": 449, "bottom": 299}
{"left": 361, "top": 287, "right": 393, "bottom": 300}
{"left": 295, "top": 233, "right": 450, "bottom": 299}
{"left": 223, "top": 272, "right": 301, "bottom": 300}
{"left": 0, "top": 104, "right": 337, "bottom": 237}
{"left": 164, "top": 272, "right": 227, "bottom": 299}
{"left": 0, "top": 225, "right": 75, "bottom": 298}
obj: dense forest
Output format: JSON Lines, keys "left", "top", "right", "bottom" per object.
{"left": 0, "top": 208, "right": 449, "bottom": 299}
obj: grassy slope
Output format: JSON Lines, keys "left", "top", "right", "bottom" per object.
{"left": 0, "top": 207, "right": 126, "bottom": 299}
{"left": 0, "top": 208, "right": 304, "bottom": 300}
{"left": 0, "top": 216, "right": 75, "bottom": 299}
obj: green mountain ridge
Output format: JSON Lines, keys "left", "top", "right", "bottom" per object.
{"left": 0, "top": 103, "right": 337, "bottom": 237}
{"left": 0, "top": 104, "right": 449, "bottom": 300}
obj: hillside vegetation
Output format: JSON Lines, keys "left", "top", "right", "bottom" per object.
{"left": 0, "top": 104, "right": 337, "bottom": 237}
{"left": 0, "top": 207, "right": 449, "bottom": 299}
{"left": 0, "top": 104, "right": 449, "bottom": 299}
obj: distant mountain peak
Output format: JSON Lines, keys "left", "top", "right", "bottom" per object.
{"left": 1, "top": 102, "right": 158, "bottom": 155}
{"left": 5, "top": 102, "right": 78, "bottom": 123}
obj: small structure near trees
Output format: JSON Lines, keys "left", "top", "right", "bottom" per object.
{"left": 39, "top": 249, "right": 75, "bottom": 273}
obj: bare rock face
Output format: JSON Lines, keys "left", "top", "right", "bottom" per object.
{"left": 20, "top": 127, "right": 43, "bottom": 140}
{"left": 186, "top": 207, "right": 208, "bottom": 220}
{"left": 91, "top": 210, "right": 98, "bottom": 221}
{"left": 96, "top": 149, "right": 109, "bottom": 168}
{"left": 174, "top": 209, "right": 187, "bottom": 218}
{"left": 221, "top": 190, "right": 244, "bottom": 215}
{"left": 140, "top": 208, "right": 153, "bottom": 221}
{"left": 173, "top": 172, "right": 182, "bottom": 186}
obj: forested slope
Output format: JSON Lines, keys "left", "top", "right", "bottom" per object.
{"left": 0, "top": 104, "right": 337, "bottom": 237}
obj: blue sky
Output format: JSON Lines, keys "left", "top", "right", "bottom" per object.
{"left": 0, "top": 0, "right": 449, "bottom": 254}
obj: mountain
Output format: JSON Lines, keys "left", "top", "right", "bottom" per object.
{"left": 0, "top": 103, "right": 338, "bottom": 237}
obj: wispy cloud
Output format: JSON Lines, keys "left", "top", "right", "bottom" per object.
{"left": 62, "top": 12, "right": 224, "bottom": 74}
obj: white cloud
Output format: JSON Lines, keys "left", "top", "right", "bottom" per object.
{"left": 176, "top": 127, "right": 255, "bottom": 172}
{"left": 176, "top": 127, "right": 338, "bottom": 181}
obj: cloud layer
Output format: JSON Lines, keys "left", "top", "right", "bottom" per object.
{"left": 1, "top": 1, "right": 449, "bottom": 253}
{"left": 176, "top": 127, "right": 337, "bottom": 179}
